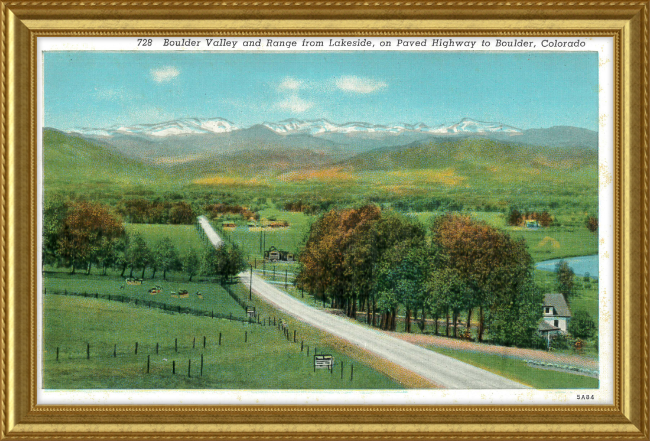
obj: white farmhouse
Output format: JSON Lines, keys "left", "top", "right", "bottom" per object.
{"left": 538, "top": 293, "right": 572, "bottom": 344}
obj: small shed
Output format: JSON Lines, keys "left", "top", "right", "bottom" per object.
{"left": 264, "top": 246, "right": 294, "bottom": 262}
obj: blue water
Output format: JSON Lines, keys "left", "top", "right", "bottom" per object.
{"left": 535, "top": 255, "right": 599, "bottom": 280}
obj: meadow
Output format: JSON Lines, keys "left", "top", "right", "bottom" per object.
{"left": 124, "top": 223, "right": 206, "bottom": 255}
{"left": 43, "top": 295, "right": 402, "bottom": 389}
{"left": 43, "top": 272, "right": 248, "bottom": 319}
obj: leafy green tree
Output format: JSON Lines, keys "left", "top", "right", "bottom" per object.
{"left": 154, "top": 237, "right": 180, "bottom": 280}
{"left": 374, "top": 242, "right": 429, "bottom": 333}
{"left": 424, "top": 268, "right": 471, "bottom": 337}
{"left": 485, "top": 283, "right": 543, "bottom": 347}
{"left": 568, "top": 310, "right": 596, "bottom": 339}
{"left": 225, "top": 244, "right": 247, "bottom": 282}
{"left": 126, "top": 234, "right": 151, "bottom": 279}
{"left": 555, "top": 260, "right": 576, "bottom": 300}
{"left": 507, "top": 208, "right": 523, "bottom": 226}
{"left": 183, "top": 249, "right": 200, "bottom": 282}
{"left": 96, "top": 234, "right": 127, "bottom": 276}
{"left": 42, "top": 196, "right": 70, "bottom": 266}
{"left": 202, "top": 244, "right": 246, "bottom": 284}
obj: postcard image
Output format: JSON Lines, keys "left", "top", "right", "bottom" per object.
{"left": 37, "top": 36, "right": 613, "bottom": 406}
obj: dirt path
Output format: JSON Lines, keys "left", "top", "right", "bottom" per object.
{"left": 392, "top": 332, "right": 598, "bottom": 372}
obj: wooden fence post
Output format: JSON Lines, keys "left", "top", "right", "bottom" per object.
{"left": 147, "top": 355, "right": 150, "bottom": 374}
{"left": 188, "top": 359, "right": 191, "bottom": 378}
{"left": 219, "top": 333, "right": 222, "bottom": 346}
{"left": 301, "top": 341, "right": 303, "bottom": 352}
{"left": 87, "top": 343, "right": 90, "bottom": 359}
{"left": 175, "top": 338, "right": 178, "bottom": 352}
{"left": 193, "top": 337, "right": 196, "bottom": 349}
{"left": 341, "top": 361, "right": 344, "bottom": 379}
{"left": 114, "top": 344, "right": 116, "bottom": 358}
{"left": 245, "top": 331, "right": 247, "bottom": 343}
{"left": 307, "top": 345, "right": 309, "bottom": 356}
{"left": 294, "top": 330, "right": 296, "bottom": 343}
{"left": 156, "top": 343, "right": 159, "bottom": 355}
{"left": 135, "top": 342, "right": 138, "bottom": 355}
{"left": 200, "top": 354, "right": 204, "bottom": 377}
{"left": 203, "top": 336, "right": 206, "bottom": 348}
{"left": 351, "top": 364, "right": 354, "bottom": 381}
{"left": 56, "top": 347, "right": 59, "bottom": 362}
{"left": 173, "top": 361, "right": 175, "bottom": 374}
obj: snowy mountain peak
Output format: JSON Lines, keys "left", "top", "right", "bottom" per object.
{"left": 68, "top": 117, "right": 239, "bottom": 138}
{"left": 428, "top": 118, "right": 522, "bottom": 135}
{"left": 66, "top": 117, "right": 523, "bottom": 139}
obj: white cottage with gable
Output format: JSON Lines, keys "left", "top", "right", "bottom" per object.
{"left": 539, "top": 293, "right": 572, "bottom": 335}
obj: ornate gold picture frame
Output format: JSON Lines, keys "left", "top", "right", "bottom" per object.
{"left": 2, "top": 1, "right": 649, "bottom": 439}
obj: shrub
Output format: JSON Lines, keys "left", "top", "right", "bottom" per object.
{"left": 568, "top": 310, "right": 596, "bottom": 339}
{"left": 549, "top": 334, "right": 571, "bottom": 350}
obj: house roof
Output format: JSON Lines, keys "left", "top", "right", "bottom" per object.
{"left": 543, "top": 293, "right": 572, "bottom": 317}
{"left": 538, "top": 321, "right": 561, "bottom": 332}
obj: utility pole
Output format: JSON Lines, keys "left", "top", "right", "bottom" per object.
{"left": 249, "top": 264, "right": 253, "bottom": 300}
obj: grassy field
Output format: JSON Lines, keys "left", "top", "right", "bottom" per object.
{"left": 43, "top": 272, "right": 248, "bottom": 319}
{"left": 429, "top": 347, "right": 598, "bottom": 389}
{"left": 510, "top": 227, "right": 598, "bottom": 263}
{"left": 43, "top": 295, "right": 402, "bottom": 389}
{"left": 124, "top": 223, "right": 206, "bottom": 255}
{"left": 214, "top": 208, "right": 313, "bottom": 259}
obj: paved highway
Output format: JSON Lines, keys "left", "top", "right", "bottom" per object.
{"left": 197, "top": 216, "right": 527, "bottom": 389}
{"left": 241, "top": 273, "right": 528, "bottom": 389}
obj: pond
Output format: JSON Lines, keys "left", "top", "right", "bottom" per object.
{"left": 535, "top": 255, "right": 599, "bottom": 280}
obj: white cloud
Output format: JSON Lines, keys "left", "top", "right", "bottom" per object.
{"left": 335, "top": 76, "right": 387, "bottom": 94}
{"left": 278, "top": 77, "right": 305, "bottom": 91}
{"left": 275, "top": 95, "right": 313, "bottom": 113}
{"left": 151, "top": 66, "right": 180, "bottom": 83}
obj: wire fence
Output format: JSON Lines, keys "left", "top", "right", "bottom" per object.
{"left": 44, "top": 288, "right": 261, "bottom": 325}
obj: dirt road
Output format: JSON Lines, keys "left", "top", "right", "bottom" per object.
{"left": 241, "top": 273, "right": 528, "bottom": 389}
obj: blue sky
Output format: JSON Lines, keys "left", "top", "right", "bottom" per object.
{"left": 44, "top": 51, "right": 599, "bottom": 131}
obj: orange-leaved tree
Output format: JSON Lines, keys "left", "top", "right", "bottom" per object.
{"left": 57, "top": 201, "right": 125, "bottom": 274}
{"left": 430, "top": 213, "right": 534, "bottom": 341}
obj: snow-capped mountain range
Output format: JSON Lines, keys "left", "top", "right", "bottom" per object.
{"left": 58, "top": 117, "right": 596, "bottom": 164}
{"left": 67, "top": 117, "right": 523, "bottom": 139}
{"left": 68, "top": 117, "right": 239, "bottom": 138}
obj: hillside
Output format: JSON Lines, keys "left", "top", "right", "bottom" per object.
{"left": 337, "top": 137, "right": 598, "bottom": 172}
{"left": 43, "top": 129, "right": 167, "bottom": 188}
